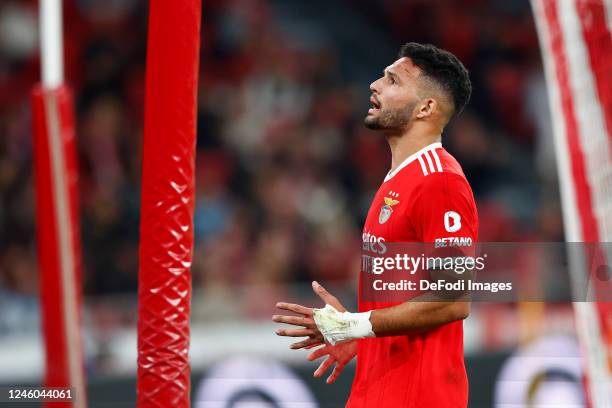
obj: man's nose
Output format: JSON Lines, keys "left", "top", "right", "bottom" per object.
{"left": 369, "top": 79, "right": 379, "bottom": 93}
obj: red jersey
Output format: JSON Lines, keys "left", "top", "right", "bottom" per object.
{"left": 347, "top": 142, "right": 478, "bottom": 408}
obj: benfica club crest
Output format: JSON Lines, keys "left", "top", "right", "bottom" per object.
{"left": 379, "top": 196, "right": 400, "bottom": 224}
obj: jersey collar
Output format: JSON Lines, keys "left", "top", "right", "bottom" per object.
{"left": 384, "top": 141, "right": 442, "bottom": 182}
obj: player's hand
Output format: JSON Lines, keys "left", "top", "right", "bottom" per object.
{"left": 307, "top": 340, "right": 357, "bottom": 384}
{"left": 273, "top": 301, "right": 325, "bottom": 349}
{"left": 273, "top": 281, "right": 348, "bottom": 349}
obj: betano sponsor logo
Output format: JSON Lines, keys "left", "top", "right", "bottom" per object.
{"left": 434, "top": 236, "right": 473, "bottom": 248}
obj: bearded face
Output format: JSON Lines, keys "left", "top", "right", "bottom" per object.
{"left": 364, "top": 98, "right": 416, "bottom": 130}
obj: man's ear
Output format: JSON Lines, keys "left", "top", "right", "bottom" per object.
{"left": 415, "top": 98, "right": 436, "bottom": 119}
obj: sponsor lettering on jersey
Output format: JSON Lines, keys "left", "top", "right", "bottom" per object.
{"left": 434, "top": 236, "right": 473, "bottom": 248}
{"left": 362, "top": 231, "right": 387, "bottom": 254}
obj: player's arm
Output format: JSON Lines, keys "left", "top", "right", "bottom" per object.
{"left": 275, "top": 280, "right": 467, "bottom": 339}
{"left": 375, "top": 299, "right": 470, "bottom": 333}
{"left": 272, "top": 282, "right": 465, "bottom": 382}
{"left": 274, "top": 172, "right": 478, "bottom": 377}
{"left": 275, "top": 172, "right": 478, "bottom": 344}
{"left": 369, "top": 299, "right": 469, "bottom": 336}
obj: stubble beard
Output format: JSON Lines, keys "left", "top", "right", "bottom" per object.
{"left": 363, "top": 103, "right": 415, "bottom": 131}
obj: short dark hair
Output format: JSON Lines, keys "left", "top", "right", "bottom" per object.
{"left": 399, "top": 42, "right": 471, "bottom": 117}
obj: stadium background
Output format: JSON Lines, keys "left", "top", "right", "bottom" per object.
{"left": 0, "top": 0, "right": 580, "bottom": 406}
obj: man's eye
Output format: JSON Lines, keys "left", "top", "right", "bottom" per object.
{"left": 388, "top": 77, "right": 395, "bottom": 84}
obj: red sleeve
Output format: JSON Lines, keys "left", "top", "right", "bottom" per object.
{"left": 411, "top": 172, "right": 478, "bottom": 245}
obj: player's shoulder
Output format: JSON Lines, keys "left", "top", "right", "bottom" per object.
{"left": 409, "top": 149, "right": 476, "bottom": 207}
{"left": 418, "top": 146, "right": 466, "bottom": 178}
{"left": 412, "top": 147, "right": 469, "bottom": 185}
{"left": 416, "top": 170, "right": 472, "bottom": 198}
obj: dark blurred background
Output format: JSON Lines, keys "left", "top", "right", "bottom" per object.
{"left": 0, "top": 0, "right": 577, "bottom": 406}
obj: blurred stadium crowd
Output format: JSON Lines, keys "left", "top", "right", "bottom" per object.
{"left": 0, "top": 0, "right": 563, "bottom": 335}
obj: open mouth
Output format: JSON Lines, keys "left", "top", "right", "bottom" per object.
{"left": 368, "top": 96, "right": 381, "bottom": 114}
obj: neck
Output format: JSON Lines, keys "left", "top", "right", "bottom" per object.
{"left": 385, "top": 126, "right": 441, "bottom": 172}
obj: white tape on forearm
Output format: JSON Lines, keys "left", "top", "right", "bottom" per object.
{"left": 312, "top": 304, "right": 374, "bottom": 345}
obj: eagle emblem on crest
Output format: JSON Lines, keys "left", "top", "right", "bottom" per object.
{"left": 379, "top": 196, "right": 400, "bottom": 224}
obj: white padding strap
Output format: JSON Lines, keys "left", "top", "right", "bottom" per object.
{"left": 312, "top": 304, "right": 374, "bottom": 345}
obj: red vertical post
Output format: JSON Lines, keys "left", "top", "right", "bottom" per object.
{"left": 32, "top": 85, "right": 87, "bottom": 408}
{"left": 137, "top": 1, "right": 201, "bottom": 407}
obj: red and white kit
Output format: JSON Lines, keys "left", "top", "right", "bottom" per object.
{"left": 348, "top": 142, "right": 478, "bottom": 408}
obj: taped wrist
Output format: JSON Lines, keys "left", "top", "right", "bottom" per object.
{"left": 312, "top": 304, "right": 374, "bottom": 345}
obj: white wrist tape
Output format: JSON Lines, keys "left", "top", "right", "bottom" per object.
{"left": 312, "top": 304, "right": 374, "bottom": 345}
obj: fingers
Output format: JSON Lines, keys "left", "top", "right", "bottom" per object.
{"left": 313, "top": 356, "right": 335, "bottom": 378}
{"left": 326, "top": 362, "right": 346, "bottom": 384}
{"left": 275, "top": 328, "right": 314, "bottom": 337}
{"left": 312, "top": 281, "right": 346, "bottom": 312}
{"left": 290, "top": 337, "right": 324, "bottom": 350}
{"left": 272, "top": 314, "right": 314, "bottom": 327}
{"left": 276, "top": 302, "right": 313, "bottom": 316}
{"left": 307, "top": 344, "right": 332, "bottom": 361}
